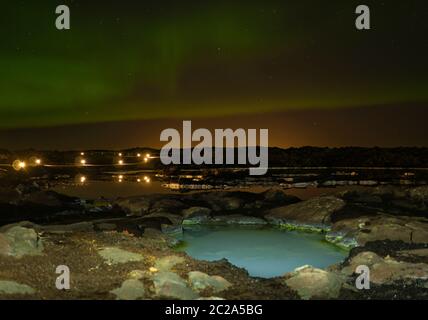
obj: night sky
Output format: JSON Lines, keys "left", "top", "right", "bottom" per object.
{"left": 0, "top": 0, "right": 427, "bottom": 149}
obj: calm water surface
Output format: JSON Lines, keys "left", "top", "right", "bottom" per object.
{"left": 52, "top": 179, "right": 364, "bottom": 200}
{"left": 176, "top": 226, "right": 348, "bottom": 278}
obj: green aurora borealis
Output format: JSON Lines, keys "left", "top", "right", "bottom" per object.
{"left": 0, "top": 0, "right": 427, "bottom": 148}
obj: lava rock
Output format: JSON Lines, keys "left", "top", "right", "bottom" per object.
{"left": 0, "top": 226, "right": 43, "bottom": 257}
{"left": 188, "top": 271, "right": 231, "bottom": 293}
{"left": 152, "top": 271, "right": 198, "bottom": 300}
{"left": 284, "top": 265, "right": 344, "bottom": 300}
{"left": 0, "top": 280, "right": 35, "bottom": 295}
{"left": 265, "top": 196, "right": 345, "bottom": 225}
{"left": 110, "top": 279, "right": 145, "bottom": 300}
{"left": 98, "top": 247, "right": 144, "bottom": 265}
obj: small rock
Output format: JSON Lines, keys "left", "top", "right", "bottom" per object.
{"left": 0, "top": 280, "right": 35, "bottom": 295}
{"left": 93, "top": 199, "right": 112, "bottom": 208}
{"left": 115, "top": 197, "right": 151, "bottom": 216}
{"left": 183, "top": 215, "right": 210, "bottom": 225}
{"left": 0, "top": 227, "right": 43, "bottom": 257}
{"left": 182, "top": 207, "right": 212, "bottom": 219}
{"left": 155, "top": 255, "right": 185, "bottom": 271}
{"left": 284, "top": 265, "right": 344, "bottom": 300}
{"left": 161, "top": 224, "right": 183, "bottom": 236}
{"left": 188, "top": 271, "right": 232, "bottom": 293}
{"left": 152, "top": 271, "right": 198, "bottom": 300}
{"left": 110, "top": 279, "right": 145, "bottom": 300}
{"left": 98, "top": 247, "right": 144, "bottom": 265}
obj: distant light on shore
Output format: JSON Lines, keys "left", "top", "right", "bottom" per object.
{"left": 12, "top": 160, "right": 27, "bottom": 171}
{"left": 80, "top": 159, "right": 86, "bottom": 165}
{"left": 118, "top": 159, "right": 124, "bottom": 165}
{"left": 29, "top": 156, "right": 42, "bottom": 166}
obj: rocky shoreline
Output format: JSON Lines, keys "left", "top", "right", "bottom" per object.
{"left": 1, "top": 184, "right": 428, "bottom": 299}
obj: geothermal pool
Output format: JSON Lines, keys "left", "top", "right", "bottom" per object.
{"left": 176, "top": 226, "right": 347, "bottom": 278}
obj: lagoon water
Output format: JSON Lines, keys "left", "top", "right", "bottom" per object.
{"left": 177, "top": 226, "right": 347, "bottom": 278}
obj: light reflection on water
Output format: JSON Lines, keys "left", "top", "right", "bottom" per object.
{"left": 176, "top": 226, "right": 348, "bottom": 278}
{"left": 52, "top": 179, "right": 169, "bottom": 198}
{"left": 52, "top": 177, "right": 365, "bottom": 200}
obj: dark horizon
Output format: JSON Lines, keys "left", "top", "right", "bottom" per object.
{"left": 1, "top": 103, "right": 427, "bottom": 151}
